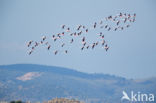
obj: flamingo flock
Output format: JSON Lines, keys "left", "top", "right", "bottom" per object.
{"left": 27, "top": 13, "right": 136, "bottom": 55}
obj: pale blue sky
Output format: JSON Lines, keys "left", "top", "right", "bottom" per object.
{"left": 0, "top": 0, "right": 156, "bottom": 79}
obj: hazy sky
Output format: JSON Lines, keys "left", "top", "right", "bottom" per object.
{"left": 0, "top": 0, "right": 156, "bottom": 79}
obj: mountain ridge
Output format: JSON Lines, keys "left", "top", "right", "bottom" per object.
{"left": 0, "top": 64, "right": 126, "bottom": 80}
{"left": 0, "top": 64, "right": 155, "bottom": 103}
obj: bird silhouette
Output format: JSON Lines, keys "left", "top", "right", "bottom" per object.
{"left": 47, "top": 45, "right": 51, "bottom": 50}
{"left": 27, "top": 40, "right": 33, "bottom": 47}
{"left": 104, "top": 44, "right": 109, "bottom": 51}
{"left": 61, "top": 25, "right": 65, "bottom": 29}
{"left": 61, "top": 43, "right": 65, "bottom": 47}
{"left": 54, "top": 50, "right": 58, "bottom": 55}
{"left": 42, "top": 36, "right": 46, "bottom": 41}
{"left": 65, "top": 50, "right": 68, "bottom": 54}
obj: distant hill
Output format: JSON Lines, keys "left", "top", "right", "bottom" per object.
{"left": 0, "top": 64, "right": 156, "bottom": 103}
